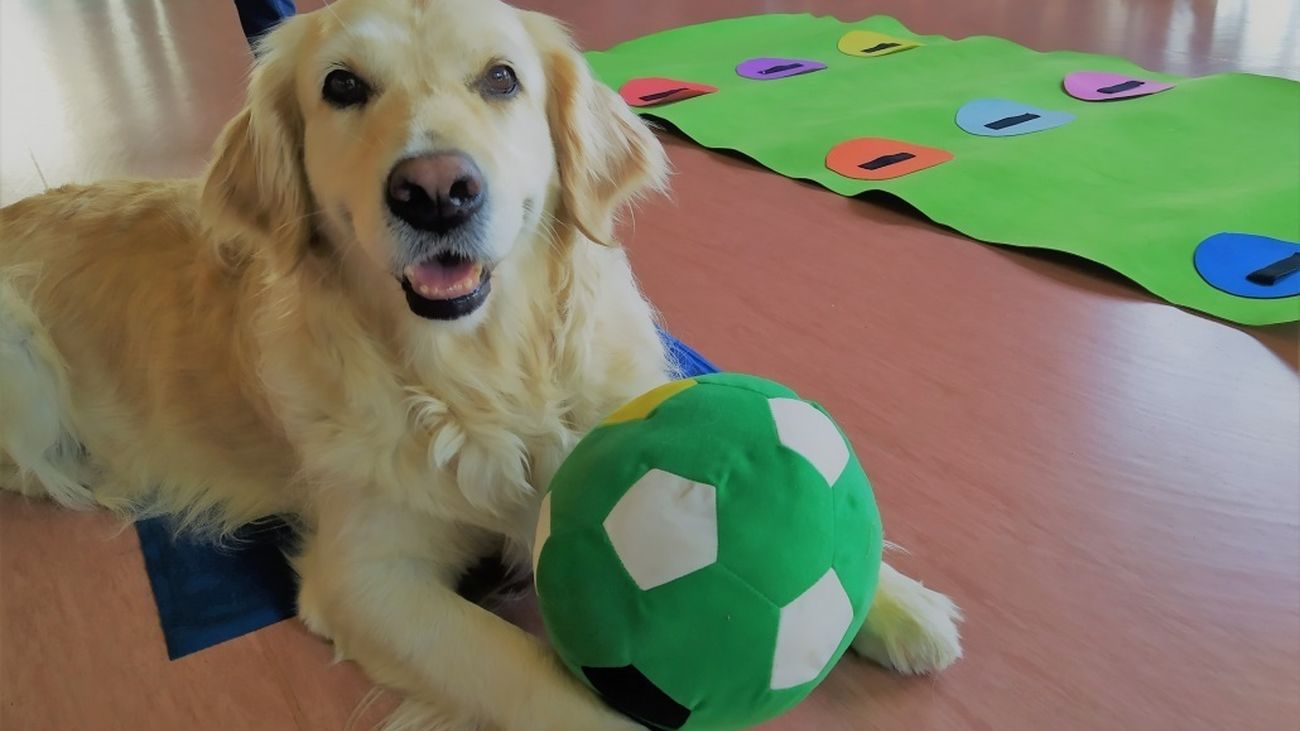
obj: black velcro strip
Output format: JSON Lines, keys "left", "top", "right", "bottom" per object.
{"left": 760, "top": 63, "right": 804, "bottom": 75}
{"left": 984, "top": 112, "right": 1041, "bottom": 130}
{"left": 859, "top": 152, "right": 916, "bottom": 170}
{"left": 1246, "top": 253, "right": 1300, "bottom": 286}
{"left": 639, "top": 87, "right": 689, "bottom": 102}
{"left": 1098, "top": 79, "right": 1145, "bottom": 94}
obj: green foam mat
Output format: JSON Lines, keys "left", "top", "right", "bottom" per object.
{"left": 585, "top": 14, "right": 1300, "bottom": 326}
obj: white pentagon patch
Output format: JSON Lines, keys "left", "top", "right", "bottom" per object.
{"left": 603, "top": 469, "right": 719, "bottom": 591}
{"left": 770, "top": 569, "right": 855, "bottom": 690}
{"left": 768, "top": 398, "right": 849, "bottom": 485}
{"left": 532, "top": 492, "right": 552, "bottom": 575}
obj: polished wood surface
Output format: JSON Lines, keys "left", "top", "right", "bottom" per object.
{"left": 1, "top": 1, "right": 1297, "bottom": 729}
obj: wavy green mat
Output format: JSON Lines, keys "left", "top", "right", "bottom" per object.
{"left": 586, "top": 14, "right": 1300, "bottom": 326}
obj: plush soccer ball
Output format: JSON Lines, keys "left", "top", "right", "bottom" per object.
{"left": 533, "top": 373, "right": 883, "bottom": 731}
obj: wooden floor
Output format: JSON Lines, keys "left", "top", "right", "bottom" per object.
{"left": 2, "top": 1, "right": 1297, "bottom": 729}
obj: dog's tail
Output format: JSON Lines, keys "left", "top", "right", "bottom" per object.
{"left": 0, "top": 267, "right": 96, "bottom": 509}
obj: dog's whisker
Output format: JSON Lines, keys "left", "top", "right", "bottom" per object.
{"left": 319, "top": 0, "right": 354, "bottom": 35}
{"left": 344, "top": 685, "right": 391, "bottom": 731}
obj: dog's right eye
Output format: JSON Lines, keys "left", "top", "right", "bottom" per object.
{"left": 323, "top": 69, "right": 372, "bottom": 108}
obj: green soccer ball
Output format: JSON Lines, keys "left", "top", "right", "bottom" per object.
{"left": 533, "top": 373, "right": 883, "bottom": 731}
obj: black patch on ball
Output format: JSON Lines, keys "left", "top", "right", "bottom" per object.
{"left": 582, "top": 665, "right": 691, "bottom": 730}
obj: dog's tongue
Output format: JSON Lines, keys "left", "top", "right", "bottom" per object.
{"left": 405, "top": 260, "right": 482, "bottom": 300}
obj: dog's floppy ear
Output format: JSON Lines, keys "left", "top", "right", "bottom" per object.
{"left": 200, "top": 20, "right": 311, "bottom": 261}
{"left": 524, "top": 13, "right": 668, "bottom": 245}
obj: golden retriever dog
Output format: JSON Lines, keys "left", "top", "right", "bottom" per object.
{"left": 0, "top": 0, "right": 961, "bottom": 728}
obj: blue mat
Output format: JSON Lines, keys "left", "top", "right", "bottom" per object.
{"left": 137, "top": 330, "right": 718, "bottom": 659}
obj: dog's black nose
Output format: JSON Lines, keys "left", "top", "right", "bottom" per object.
{"left": 386, "top": 152, "right": 485, "bottom": 233}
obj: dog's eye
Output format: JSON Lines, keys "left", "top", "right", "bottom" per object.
{"left": 480, "top": 64, "right": 519, "bottom": 98}
{"left": 323, "top": 69, "right": 372, "bottom": 108}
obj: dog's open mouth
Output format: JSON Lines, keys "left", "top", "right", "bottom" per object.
{"left": 400, "top": 252, "right": 492, "bottom": 320}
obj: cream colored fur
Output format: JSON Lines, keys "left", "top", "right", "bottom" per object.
{"left": 0, "top": 1, "right": 960, "bottom": 728}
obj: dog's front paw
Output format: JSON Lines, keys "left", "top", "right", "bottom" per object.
{"left": 851, "top": 563, "right": 963, "bottom": 674}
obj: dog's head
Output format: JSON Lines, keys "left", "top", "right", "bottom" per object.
{"left": 201, "top": 0, "right": 665, "bottom": 324}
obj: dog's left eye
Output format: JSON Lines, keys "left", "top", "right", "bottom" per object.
{"left": 323, "top": 69, "right": 373, "bottom": 108}
{"left": 480, "top": 65, "right": 519, "bottom": 98}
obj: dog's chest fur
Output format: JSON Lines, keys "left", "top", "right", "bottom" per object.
{"left": 254, "top": 292, "right": 580, "bottom": 544}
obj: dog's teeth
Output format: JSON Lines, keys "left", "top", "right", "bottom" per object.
{"left": 406, "top": 261, "right": 483, "bottom": 301}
